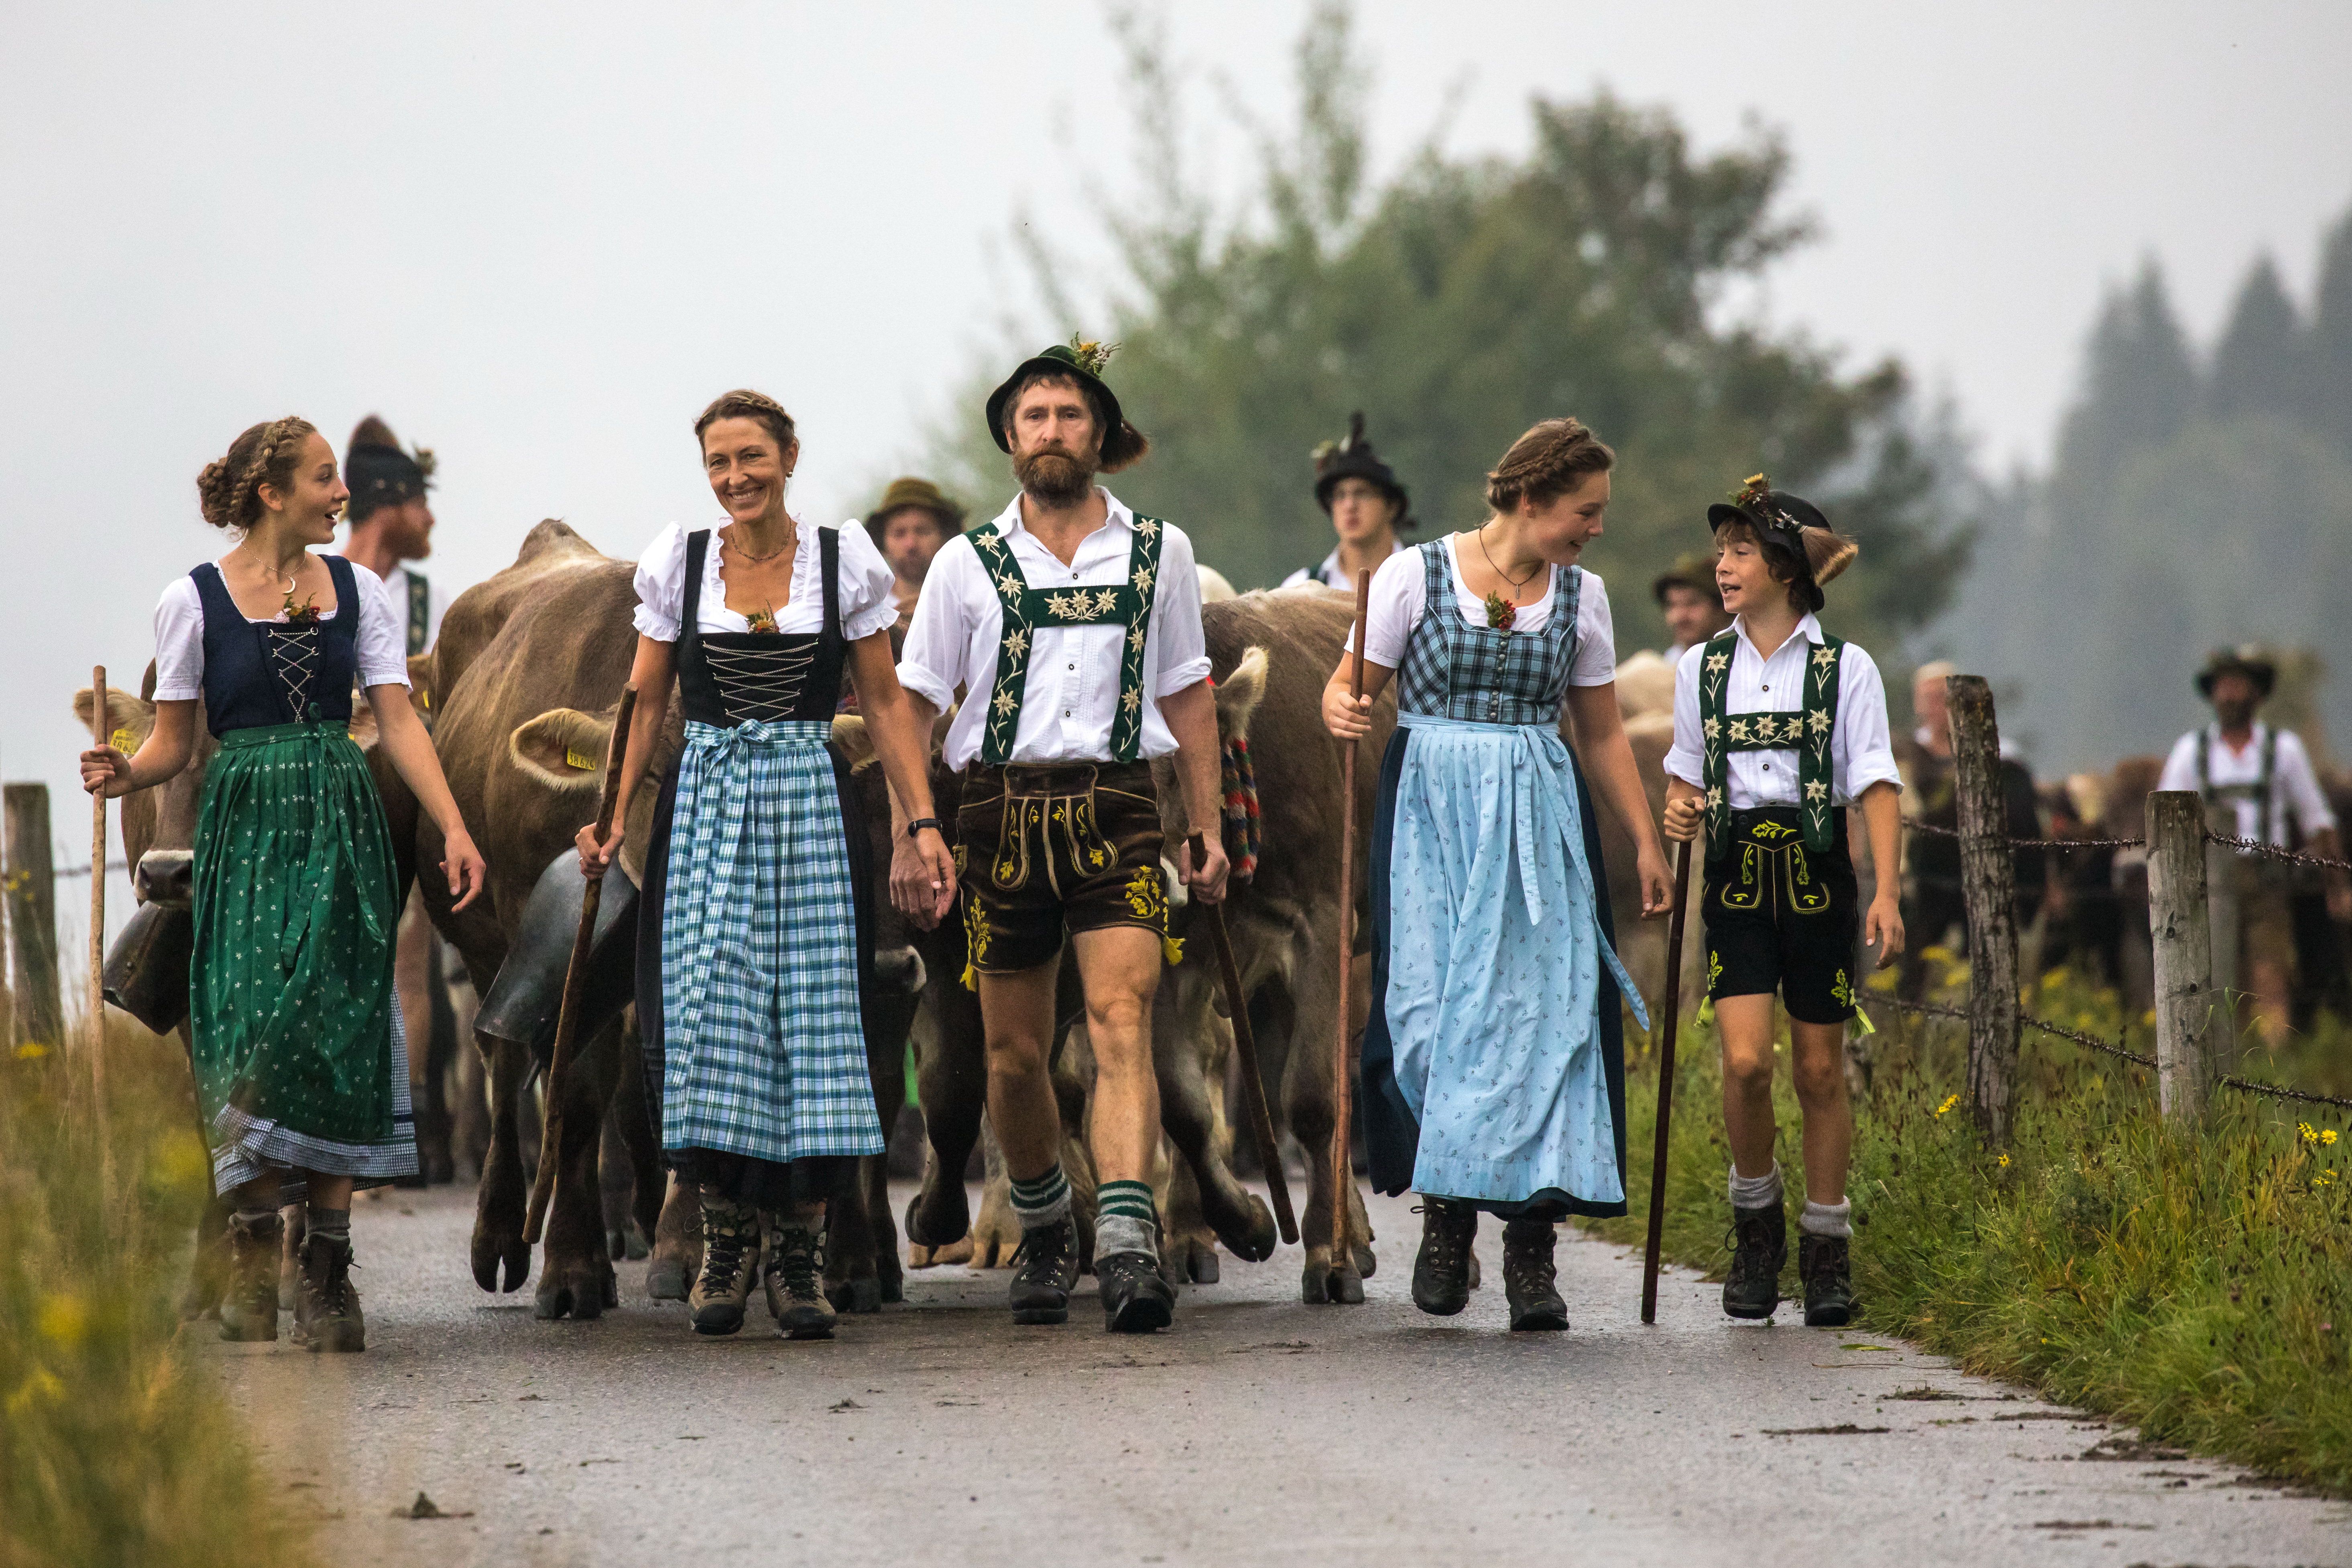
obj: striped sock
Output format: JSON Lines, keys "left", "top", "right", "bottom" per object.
{"left": 1095, "top": 1179, "right": 1159, "bottom": 1261}
{"left": 1009, "top": 1163, "right": 1071, "bottom": 1230}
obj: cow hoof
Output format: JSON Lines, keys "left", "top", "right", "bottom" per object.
{"left": 1171, "top": 1237, "right": 1219, "bottom": 1285}
{"left": 906, "top": 1243, "right": 939, "bottom": 1270}
{"left": 647, "top": 1259, "right": 690, "bottom": 1301}
{"left": 607, "top": 1225, "right": 651, "bottom": 1262}
{"left": 824, "top": 1277, "right": 883, "bottom": 1315}
{"left": 1300, "top": 1259, "right": 1363, "bottom": 1304}
{"left": 534, "top": 1284, "right": 574, "bottom": 1320}
{"left": 904, "top": 1187, "right": 971, "bottom": 1251}
{"left": 1215, "top": 1193, "right": 1278, "bottom": 1264}
{"left": 879, "top": 1273, "right": 905, "bottom": 1305}
{"left": 472, "top": 1230, "right": 532, "bottom": 1293}
{"left": 1353, "top": 1243, "right": 1377, "bottom": 1279}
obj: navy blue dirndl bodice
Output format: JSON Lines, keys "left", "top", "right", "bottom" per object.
{"left": 1391, "top": 540, "right": 1581, "bottom": 724}
{"left": 190, "top": 556, "right": 362, "bottom": 737}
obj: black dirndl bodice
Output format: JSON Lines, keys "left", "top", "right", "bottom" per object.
{"left": 190, "top": 556, "right": 362, "bottom": 736}
{"left": 675, "top": 526, "right": 846, "bottom": 724}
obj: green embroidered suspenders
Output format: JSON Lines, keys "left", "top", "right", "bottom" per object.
{"left": 968, "top": 515, "right": 1167, "bottom": 765}
{"left": 1697, "top": 628, "right": 1845, "bottom": 858}
{"left": 404, "top": 571, "right": 431, "bottom": 657}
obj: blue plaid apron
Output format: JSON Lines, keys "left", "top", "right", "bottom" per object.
{"left": 647, "top": 527, "right": 883, "bottom": 1167}
{"left": 1360, "top": 539, "right": 1645, "bottom": 1214}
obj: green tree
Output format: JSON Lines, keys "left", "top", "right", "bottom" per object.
{"left": 924, "top": 2, "right": 1972, "bottom": 659}
{"left": 2309, "top": 209, "right": 2352, "bottom": 450}
{"left": 2208, "top": 254, "right": 2308, "bottom": 422}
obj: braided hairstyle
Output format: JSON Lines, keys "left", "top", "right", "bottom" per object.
{"left": 694, "top": 389, "right": 797, "bottom": 457}
{"left": 1485, "top": 417, "right": 1615, "bottom": 514}
{"left": 195, "top": 416, "right": 318, "bottom": 531}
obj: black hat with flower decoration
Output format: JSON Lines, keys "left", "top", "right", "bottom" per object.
{"left": 1707, "top": 472, "right": 1830, "bottom": 613}
{"left": 345, "top": 414, "right": 435, "bottom": 524}
{"left": 986, "top": 336, "right": 1150, "bottom": 472}
{"left": 2195, "top": 644, "right": 2278, "bottom": 701}
{"left": 1310, "top": 411, "right": 1415, "bottom": 532}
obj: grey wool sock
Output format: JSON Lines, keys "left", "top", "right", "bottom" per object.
{"left": 1094, "top": 1179, "right": 1159, "bottom": 1261}
{"left": 1799, "top": 1198, "right": 1851, "bottom": 1238}
{"left": 307, "top": 1206, "right": 352, "bottom": 1239}
{"left": 1727, "top": 1162, "right": 1783, "bottom": 1211}
{"left": 1008, "top": 1163, "right": 1071, "bottom": 1230}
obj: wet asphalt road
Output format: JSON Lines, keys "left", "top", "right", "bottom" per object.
{"left": 210, "top": 1183, "right": 2350, "bottom": 1567}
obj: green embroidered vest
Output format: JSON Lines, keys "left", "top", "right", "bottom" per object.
{"left": 1697, "top": 628, "right": 1845, "bottom": 857}
{"left": 967, "top": 513, "right": 1167, "bottom": 765}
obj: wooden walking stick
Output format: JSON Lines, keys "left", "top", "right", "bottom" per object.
{"left": 1188, "top": 830, "right": 1297, "bottom": 1245}
{"left": 526, "top": 684, "right": 637, "bottom": 1246}
{"left": 1330, "top": 569, "right": 1371, "bottom": 1261}
{"left": 86, "top": 665, "right": 111, "bottom": 1122}
{"left": 1640, "top": 838, "right": 1695, "bottom": 1324}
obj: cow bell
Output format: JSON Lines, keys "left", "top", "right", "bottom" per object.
{"left": 103, "top": 901, "right": 194, "bottom": 1035}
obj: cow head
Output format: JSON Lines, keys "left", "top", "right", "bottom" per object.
{"left": 509, "top": 706, "right": 614, "bottom": 800}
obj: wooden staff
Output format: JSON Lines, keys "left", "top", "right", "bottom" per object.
{"left": 1188, "top": 830, "right": 1297, "bottom": 1245}
{"left": 526, "top": 684, "right": 637, "bottom": 1246}
{"left": 1640, "top": 838, "right": 1695, "bottom": 1324}
{"left": 86, "top": 665, "right": 111, "bottom": 1122}
{"left": 1330, "top": 569, "right": 1371, "bottom": 1259}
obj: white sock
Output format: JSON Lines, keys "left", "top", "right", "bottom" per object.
{"left": 1727, "top": 1163, "right": 1782, "bottom": 1210}
{"left": 1800, "top": 1198, "right": 1851, "bottom": 1238}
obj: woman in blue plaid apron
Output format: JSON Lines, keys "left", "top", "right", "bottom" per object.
{"left": 579, "top": 390, "right": 955, "bottom": 1341}
{"left": 1324, "top": 419, "right": 1670, "bottom": 1332}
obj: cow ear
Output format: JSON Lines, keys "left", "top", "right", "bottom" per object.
{"left": 831, "top": 714, "right": 877, "bottom": 772}
{"left": 511, "top": 707, "right": 612, "bottom": 795}
{"left": 1212, "top": 646, "right": 1271, "bottom": 738}
{"left": 75, "top": 687, "right": 157, "bottom": 754}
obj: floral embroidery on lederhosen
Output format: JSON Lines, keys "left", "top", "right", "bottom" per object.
{"left": 966, "top": 515, "right": 1166, "bottom": 765}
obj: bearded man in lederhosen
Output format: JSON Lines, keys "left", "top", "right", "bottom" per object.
{"left": 893, "top": 339, "right": 1230, "bottom": 1333}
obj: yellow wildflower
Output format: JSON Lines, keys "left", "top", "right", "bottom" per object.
{"left": 1996, "top": 1153, "right": 2010, "bottom": 1169}
{"left": 37, "top": 1293, "right": 88, "bottom": 1346}
{"left": 2325, "top": 1129, "right": 2340, "bottom": 1147}
{"left": 1934, "top": 1094, "right": 1960, "bottom": 1118}
{"left": 2300, "top": 1122, "right": 2319, "bottom": 1145}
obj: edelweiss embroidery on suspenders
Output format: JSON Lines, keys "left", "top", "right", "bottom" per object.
{"left": 968, "top": 516, "right": 1167, "bottom": 765}
{"left": 1698, "top": 629, "right": 1845, "bottom": 857}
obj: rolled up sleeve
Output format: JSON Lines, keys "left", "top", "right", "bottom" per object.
{"left": 1150, "top": 527, "right": 1212, "bottom": 696}
{"left": 1662, "top": 644, "right": 1705, "bottom": 789}
{"left": 1834, "top": 648, "right": 1904, "bottom": 802}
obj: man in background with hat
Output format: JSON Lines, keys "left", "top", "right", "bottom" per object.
{"left": 1282, "top": 411, "right": 1410, "bottom": 592}
{"left": 2157, "top": 645, "right": 2349, "bottom": 1046}
{"left": 894, "top": 337, "right": 1230, "bottom": 1333}
{"left": 1652, "top": 551, "right": 1732, "bottom": 665}
{"left": 341, "top": 415, "right": 442, "bottom": 657}
{"left": 866, "top": 476, "right": 966, "bottom": 632}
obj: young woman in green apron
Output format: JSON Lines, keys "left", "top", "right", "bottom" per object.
{"left": 81, "top": 416, "right": 486, "bottom": 1352}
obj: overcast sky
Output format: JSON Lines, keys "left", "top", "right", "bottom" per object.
{"left": 5, "top": 1, "right": 2349, "bottom": 956}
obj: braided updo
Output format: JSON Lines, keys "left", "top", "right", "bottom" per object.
{"left": 694, "top": 389, "right": 797, "bottom": 456}
{"left": 196, "top": 416, "right": 318, "bottom": 531}
{"left": 1485, "top": 417, "right": 1615, "bottom": 514}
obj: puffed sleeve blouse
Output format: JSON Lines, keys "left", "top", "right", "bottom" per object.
{"left": 631, "top": 521, "right": 899, "bottom": 644}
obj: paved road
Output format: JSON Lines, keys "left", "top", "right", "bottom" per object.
{"left": 213, "top": 1184, "right": 2349, "bottom": 1567}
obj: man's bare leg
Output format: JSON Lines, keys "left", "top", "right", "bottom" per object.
{"left": 1071, "top": 925, "right": 1176, "bottom": 1330}
{"left": 977, "top": 962, "right": 1081, "bottom": 1324}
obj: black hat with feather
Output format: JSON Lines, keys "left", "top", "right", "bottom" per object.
{"left": 345, "top": 414, "right": 434, "bottom": 523}
{"left": 1311, "top": 412, "right": 1413, "bottom": 531}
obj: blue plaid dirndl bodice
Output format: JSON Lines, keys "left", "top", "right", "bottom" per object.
{"left": 1393, "top": 539, "right": 1582, "bottom": 722}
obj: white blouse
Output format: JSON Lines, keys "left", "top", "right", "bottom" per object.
{"left": 152, "top": 560, "right": 412, "bottom": 702}
{"left": 1662, "top": 614, "right": 1903, "bottom": 809}
{"left": 631, "top": 521, "right": 899, "bottom": 644}
{"left": 1348, "top": 536, "right": 1618, "bottom": 688}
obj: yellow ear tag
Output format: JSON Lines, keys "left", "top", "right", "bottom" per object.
{"left": 110, "top": 728, "right": 135, "bottom": 753}
{"left": 566, "top": 746, "right": 599, "bottom": 772}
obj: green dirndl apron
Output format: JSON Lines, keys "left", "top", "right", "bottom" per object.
{"left": 189, "top": 718, "right": 417, "bottom": 1193}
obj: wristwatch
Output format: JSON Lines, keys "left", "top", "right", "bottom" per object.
{"left": 905, "top": 817, "right": 945, "bottom": 840}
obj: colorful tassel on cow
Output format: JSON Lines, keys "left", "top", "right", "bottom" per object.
{"left": 1221, "top": 734, "right": 1260, "bottom": 885}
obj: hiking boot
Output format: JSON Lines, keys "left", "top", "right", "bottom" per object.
{"left": 1501, "top": 1216, "right": 1569, "bottom": 1332}
{"left": 1411, "top": 1198, "right": 1478, "bottom": 1317}
{"left": 689, "top": 1194, "right": 758, "bottom": 1336}
{"left": 1097, "top": 1250, "right": 1177, "bottom": 1333}
{"left": 291, "top": 1231, "right": 366, "bottom": 1353}
{"left": 762, "top": 1220, "right": 837, "bottom": 1341}
{"left": 1722, "top": 1202, "right": 1787, "bottom": 1320}
{"left": 1799, "top": 1233, "right": 1857, "bottom": 1328}
{"left": 219, "top": 1210, "right": 283, "bottom": 1343}
{"left": 1007, "top": 1217, "right": 1080, "bottom": 1326}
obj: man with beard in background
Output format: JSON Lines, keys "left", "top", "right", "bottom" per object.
{"left": 893, "top": 339, "right": 1230, "bottom": 1333}
{"left": 1897, "top": 659, "right": 2045, "bottom": 1002}
{"left": 2157, "top": 646, "right": 2350, "bottom": 1047}
{"left": 340, "top": 415, "right": 462, "bottom": 1184}
{"left": 866, "top": 475, "right": 966, "bottom": 632}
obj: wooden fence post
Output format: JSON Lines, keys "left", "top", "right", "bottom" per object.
{"left": 2147, "top": 790, "right": 2217, "bottom": 1120}
{"left": 1949, "top": 676, "right": 2020, "bottom": 1146}
{"left": 4, "top": 783, "right": 64, "bottom": 1051}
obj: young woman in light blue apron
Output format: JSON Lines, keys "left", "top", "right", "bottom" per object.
{"left": 1323, "top": 417, "right": 1670, "bottom": 1332}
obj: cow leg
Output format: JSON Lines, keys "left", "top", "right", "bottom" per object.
{"left": 649, "top": 1173, "right": 700, "bottom": 1301}
{"left": 1286, "top": 936, "right": 1368, "bottom": 1305}
{"left": 536, "top": 1017, "right": 623, "bottom": 1320}
{"left": 611, "top": 1016, "right": 663, "bottom": 1256}
{"left": 598, "top": 1112, "right": 641, "bottom": 1261}
{"left": 472, "top": 1030, "right": 533, "bottom": 1293}
{"left": 906, "top": 945, "right": 987, "bottom": 1251}
{"left": 1161, "top": 1145, "right": 1221, "bottom": 1284}
{"left": 1151, "top": 983, "right": 1276, "bottom": 1264}
{"left": 825, "top": 1159, "right": 883, "bottom": 1314}
{"left": 451, "top": 989, "right": 490, "bottom": 1185}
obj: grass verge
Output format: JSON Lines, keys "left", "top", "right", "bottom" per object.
{"left": 2, "top": 1017, "right": 315, "bottom": 1568}
{"left": 1591, "top": 962, "right": 2352, "bottom": 1497}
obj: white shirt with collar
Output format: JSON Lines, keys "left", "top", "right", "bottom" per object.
{"left": 1280, "top": 539, "right": 1399, "bottom": 592}
{"left": 2157, "top": 721, "right": 2336, "bottom": 846}
{"left": 1663, "top": 612, "right": 1902, "bottom": 808}
{"left": 896, "top": 488, "right": 1213, "bottom": 772}
{"left": 631, "top": 520, "right": 899, "bottom": 643}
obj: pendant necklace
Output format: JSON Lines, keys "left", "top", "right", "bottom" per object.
{"left": 1476, "top": 525, "right": 1540, "bottom": 632}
